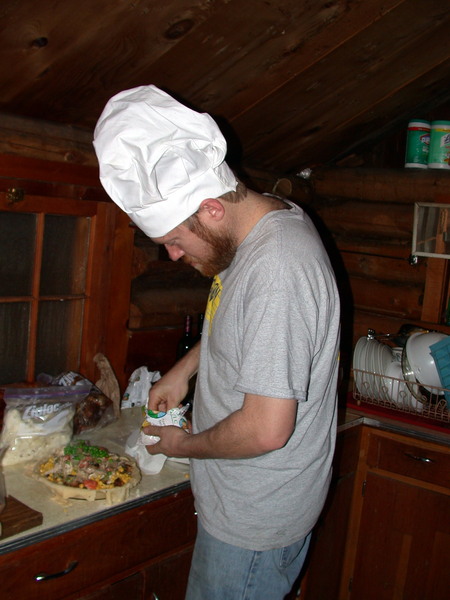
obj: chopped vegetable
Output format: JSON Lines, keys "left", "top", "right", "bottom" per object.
{"left": 38, "top": 440, "right": 135, "bottom": 490}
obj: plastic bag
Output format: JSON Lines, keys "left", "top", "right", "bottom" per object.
{"left": 121, "top": 367, "right": 161, "bottom": 409}
{"left": 38, "top": 371, "right": 118, "bottom": 434}
{"left": 0, "top": 385, "right": 90, "bottom": 466}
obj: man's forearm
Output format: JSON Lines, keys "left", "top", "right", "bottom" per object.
{"left": 150, "top": 395, "right": 297, "bottom": 460}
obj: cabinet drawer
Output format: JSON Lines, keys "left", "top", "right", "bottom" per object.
{"left": 0, "top": 488, "right": 196, "bottom": 600}
{"left": 367, "top": 432, "right": 450, "bottom": 489}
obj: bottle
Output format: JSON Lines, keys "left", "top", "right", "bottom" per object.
{"left": 176, "top": 315, "right": 193, "bottom": 360}
{"left": 428, "top": 120, "right": 450, "bottom": 169}
{"left": 404, "top": 119, "right": 430, "bottom": 168}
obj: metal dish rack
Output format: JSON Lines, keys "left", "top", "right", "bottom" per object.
{"left": 352, "top": 368, "right": 450, "bottom": 424}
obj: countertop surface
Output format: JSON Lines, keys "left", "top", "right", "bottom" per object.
{"left": 341, "top": 405, "right": 450, "bottom": 445}
{"left": 0, "top": 404, "right": 448, "bottom": 556}
{"left": 0, "top": 407, "right": 190, "bottom": 555}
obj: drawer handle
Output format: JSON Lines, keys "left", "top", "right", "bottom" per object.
{"left": 35, "top": 560, "right": 79, "bottom": 582}
{"left": 404, "top": 452, "right": 434, "bottom": 464}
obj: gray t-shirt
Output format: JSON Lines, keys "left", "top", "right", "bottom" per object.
{"left": 191, "top": 202, "right": 340, "bottom": 551}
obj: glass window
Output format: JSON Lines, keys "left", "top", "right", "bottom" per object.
{"left": 40, "top": 214, "right": 90, "bottom": 296}
{"left": 0, "top": 212, "right": 35, "bottom": 296}
{"left": 0, "top": 207, "right": 92, "bottom": 384}
{"left": 0, "top": 302, "right": 30, "bottom": 383}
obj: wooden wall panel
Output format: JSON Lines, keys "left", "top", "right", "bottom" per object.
{"left": 277, "top": 167, "right": 450, "bottom": 395}
{"left": 313, "top": 198, "right": 413, "bottom": 241}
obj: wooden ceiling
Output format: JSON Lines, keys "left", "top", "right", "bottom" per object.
{"left": 1, "top": 0, "right": 450, "bottom": 176}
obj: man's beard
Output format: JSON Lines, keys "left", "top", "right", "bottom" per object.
{"left": 184, "top": 218, "right": 237, "bottom": 277}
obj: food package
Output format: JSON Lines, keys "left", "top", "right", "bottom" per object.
{"left": 38, "top": 370, "right": 118, "bottom": 434}
{"left": 121, "top": 367, "right": 161, "bottom": 409}
{"left": 140, "top": 406, "right": 190, "bottom": 445}
{"left": 0, "top": 385, "right": 90, "bottom": 466}
{"left": 125, "top": 405, "right": 189, "bottom": 475}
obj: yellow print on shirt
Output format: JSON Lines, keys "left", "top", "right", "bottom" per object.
{"left": 205, "top": 275, "right": 222, "bottom": 335}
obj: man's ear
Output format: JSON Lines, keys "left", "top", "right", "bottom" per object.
{"left": 198, "top": 198, "right": 225, "bottom": 222}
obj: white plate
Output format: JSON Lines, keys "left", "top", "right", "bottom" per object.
{"left": 353, "top": 337, "right": 369, "bottom": 396}
{"left": 352, "top": 337, "right": 367, "bottom": 371}
{"left": 383, "top": 360, "right": 421, "bottom": 411}
{"left": 363, "top": 339, "right": 378, "bottom": 398}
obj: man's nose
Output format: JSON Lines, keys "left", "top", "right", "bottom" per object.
{"left": 165, "top": 245, "right": 185, "bottom": 261}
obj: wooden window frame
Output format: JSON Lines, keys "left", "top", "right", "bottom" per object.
{"left": 0, "top": 155, "right": 134, "bottom": 389}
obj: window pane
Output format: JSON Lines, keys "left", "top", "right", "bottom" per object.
{"left": 0, "top": 212, "right": 35, "bottom": 296}
{"left": 40, "top": 215, "right": 90, "bottom": 296}
{"left": 0, "top": 302, "right": 30, "bottom": 384}
{"left": 35, "top": 299, "right": 84, "bottom": 377}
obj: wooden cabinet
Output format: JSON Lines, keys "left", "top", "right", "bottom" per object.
{"left": 0, "top": 488, "right": 197, "bottom": 600}
{"left": 303, "top": 423, "right": 450, "bottom": 600}
{"left": 301, "top": 425, "right": 362, "bottom": 599}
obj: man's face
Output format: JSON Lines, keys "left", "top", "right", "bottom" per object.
{"left": 153, "top": 218, "right": 237, "bottom": 278}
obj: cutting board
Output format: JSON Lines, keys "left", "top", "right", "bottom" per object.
{"left": 0, "top": 495, "right": 43, "bottom": 539}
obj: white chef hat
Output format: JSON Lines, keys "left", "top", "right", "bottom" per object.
{"left": 93, "top": 85, "right": 237, "bottom": 237}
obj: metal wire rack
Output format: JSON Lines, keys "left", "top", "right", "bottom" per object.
{"left": 352, "top": 368, "right": 450, "bottom": 424}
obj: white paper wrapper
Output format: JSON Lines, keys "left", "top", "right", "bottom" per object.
{"left": 140, "top": 406, "right": 189, "bottom": 445}
{"left": 124, "top": 406, "right": 190, "bottom": 475}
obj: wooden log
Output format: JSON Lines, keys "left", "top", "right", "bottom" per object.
{"left": 0, "top": 113, "right": 96, "bottom": 166}
{"left": 332, "top": 238, "right": 411, "bottom": 259}
{"left": 313, "top": 197, "right": 414, "bottom": 240}
{"left": 349, "top": 277, "right": 423, "bottom": 320}
{"left": 341, "top": 252, "right": 426, "bottom": 286}
{"left": 309, "top": 168, "right": 450, "bottom": 203}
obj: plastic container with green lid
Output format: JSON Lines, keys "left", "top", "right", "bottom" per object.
{"left": 428, "top": 120, "right": 450, "bottom": 169}
{"left": 404, "top": 119, "right": 430, "bottom": 168}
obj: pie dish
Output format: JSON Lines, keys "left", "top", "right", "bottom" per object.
{"left": 34, "top": 440, "right": 141, "bottom": 505}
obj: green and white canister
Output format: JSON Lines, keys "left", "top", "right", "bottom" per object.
{"left": 404, "top": 119, "right": 430, "bottom": 168}
{"left": 428, "top": 120, "right": 450, "bottom": 169}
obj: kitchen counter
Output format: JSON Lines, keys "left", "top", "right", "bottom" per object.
{"left": 1, "top": 404, "right": 448, "bottom": 558}
{"left": 340, "top": 405, "right": 450, "bottom": 446}
{"left": 0, "top": 407, "right": 190, "bottom": 555}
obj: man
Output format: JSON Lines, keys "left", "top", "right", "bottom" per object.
{"left": 94, "top": 85, "right": 340, "bottom": 600}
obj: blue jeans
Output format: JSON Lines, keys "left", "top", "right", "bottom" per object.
{"left": 185, "top": 520, "right": 311, "bottom": 600}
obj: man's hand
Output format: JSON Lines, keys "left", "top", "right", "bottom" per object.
{"left": 144, "top": 424, "right": 190, "bottom": 458}
{"left": 144, "top": 394, "right": 297, "bottom": 460}
{"left": 148, "top": 342, "right": 200, "bottom": 412}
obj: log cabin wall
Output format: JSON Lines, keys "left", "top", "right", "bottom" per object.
{"left": 2, "top": 112, "right": 450, "bottom": 396}
{"left": 244, "top": 155, "right": 450, "bottom": 397}
{"left": 295, "top": 167, "right": 450, "bottom": 388}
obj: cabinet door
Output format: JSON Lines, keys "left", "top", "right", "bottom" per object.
{"left": 0, "top": 489, "right": 196, "bottom": 600}
{"left": 350, "top": 472, "right": 450, "bottom": 600}
{"left": 78, "top": 572, "right": 144, "bottom": 600}
{"left": 144, "top": 545, "right": 194, "bottom": 600}
{"left": 302, "top": 426, "right": 362, "bottom": 600}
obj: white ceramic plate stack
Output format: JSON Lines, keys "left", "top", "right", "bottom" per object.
{"left": 353, "top": 337, "right": 393, "bottom": 401}
{"left": 353, "top": 336, "right": 416, "bottom": 407}
{"left": 353, "top": 330, "right": 450, "bottom": 412}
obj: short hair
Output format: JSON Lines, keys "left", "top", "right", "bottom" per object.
{"left": 185, "top": 179, "right": 247, "bottom": 231}
{"left": 219, "top": 179, "right": 247, "bottom": 203}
